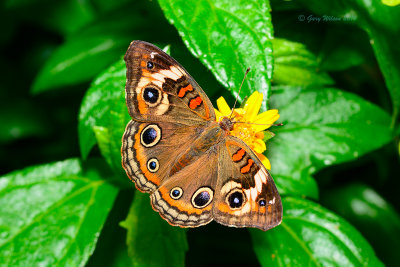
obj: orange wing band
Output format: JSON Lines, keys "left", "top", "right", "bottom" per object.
{"left": 189, "top": 96, "right": 203, "bottom": 109}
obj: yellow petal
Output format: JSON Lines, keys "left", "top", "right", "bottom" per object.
{"left": 253, "top": 110, "right": 280, "bottom": 131}
{"left": 254, "top": 109, "right": 279, "bottom": 122}
{"left": 263, "top": 113, "right": 280, "bottom": 125}
{"left": 214, "top": 109, "right": 223, "bottom": 121}
{"left": 256, "top": 109, "right": 278, "bottom": 118}
{"left": 234, "top": 108, "right": 245, "bottom": 115}
{"left": 258, "top": 153, "right": 271, "bottom": 170}
{"left": 216, "top": 97, "right": 231, "bottom": 116}
{"left": 244, "top": 92, "right": 263, "bottom": 121}
{"left": 253, "top": 138, "right": 267, "bottom": 154}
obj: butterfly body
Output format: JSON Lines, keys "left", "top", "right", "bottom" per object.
{"left": 122, "top": 40, "right": 282, "bottom": 231}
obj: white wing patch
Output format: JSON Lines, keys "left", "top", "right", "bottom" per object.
{"left": 244, "top": 168, "right": 268, "bottom": 202}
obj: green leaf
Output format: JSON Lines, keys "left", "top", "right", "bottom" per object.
{"left": 78, "top": 58, "right": 132, "bottom": 188}
{"left": 5, "top": 0, "right": 95, "bottom": 35}
{"left": 321, "top": 183, "right": 400, "bottom": 266}
{"left": 296, "top": 0, "right": 400, "bottom": 126}
{"left": 93, "top": 126, "right": 115, "bottom": 166}
{"left": 31, "top": 34, "right": 130, "bottom": 93}
{"left": 158, "top": 0, "right": 274, "bottom": 110}
{"left": 90, "top": 0, "right": 132, "bottom": 13}
{"left": 86, "top": 190, "right": 133, "bottom": 267}
{"left": 268, "top": 86, "right": 392, "bottom": 198}
{"left": 272, "top": 38, "right": 333, "bottom": 86}
{"left": 78, "top": 58, "right": 127, "bottom": 161}
{"left": 250, "top": 197, "right": 383, "bottom": 266}
{"left": 0, "top": 158, "right": 118, "bottom": 266}
{"left": 93, "top": 124, "right": 126, "bottom": 175}
{"left": 369, "top": 27, "right": 400, "bottom": 126}
{"left": 70, "top": 3, "right": 170, "bottom": 40}
{"left": 317, "top": 26, "right": 370, "bottom": 72}
{"left": 272, "top": 173, "right": 319, "bottom": 200}
{"left": 120, "top": 192, "right": 188, "bottom": 267}
{"left": 382, "top": 0, "right": 400, "bottom": 6}
{"left": 89, "top": 239, "right": 131, "bottom": 267}
{"left": 30, "top": 2, "right": 169, "bottom": 93}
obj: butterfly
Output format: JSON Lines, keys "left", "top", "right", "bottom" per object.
{"left": 121, "top": 40, "right": 282, "bottom": 231}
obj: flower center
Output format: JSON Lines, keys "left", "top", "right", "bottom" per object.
{"left": 229, "top": 114, "right": 264, "bottom": 152}
{"left": 232, "top": 124, "right": 256, "bottom": 144}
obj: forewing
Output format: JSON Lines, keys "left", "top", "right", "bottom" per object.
{"left": 124, "top": 40, "right": 215, "bottom": 125}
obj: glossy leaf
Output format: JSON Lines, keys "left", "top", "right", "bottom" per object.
{"left": 272, "top": 38, "right": 333, "bottom": 86}
{"left": 32, "top": 34, "right": 130, "bottom": 93}
{"left": 321, "top": 183, "right": 400, "bottom": 266}
{"left": 31, "top": 2, "right": 170, "bottom": 93}
{"left": 250, "top": 197, "right": 383, "bottom": 266}
{"left": 120, "top": 192, "right": 188, "bottom": 267}
{"left": 158, "top": 0, "right": 274, "bottom": 110}
{"left": 296, "top": 0, "right": 400, "bottom": 126}
{"left": 78, "top": 58, "right": 127, "bottom": 162}
{"left": 0, "top": 158, "right": 118, "bottom": 267}
{"left": 272, "top": 173, "right": 319, "bottom": 200}
{"left": 267, "top": 86, "right": 393, "bottom": 198}
{"left": 93, "top": 126, "right": 120, "bottom": 171}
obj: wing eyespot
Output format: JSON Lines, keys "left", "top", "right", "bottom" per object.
{"left": 147, "top": 61, "right": 154, "bottom": 69}
{"left": 192, "top": 187, "right": 214, "bottom": 209}
{"left": 170, "top": 187, "right": 183, "bottom": 200}
{"left": 140, "top": 124, "right": 161, "bottom": 147}
{"left": 147, "top": 158, "right": 159, "bottom": 173}
{"left": 226, "top": 189, "right": 246, "bottom": 210}
{"left": 143, "top": 87, "right": 161, "bottom": 105}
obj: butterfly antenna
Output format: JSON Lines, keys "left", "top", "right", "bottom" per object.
{"left": 234, "top": 121, "right": 284, "bottom": 127}
{"left": 229, "top": 67, "right": 250, "bottom": 119}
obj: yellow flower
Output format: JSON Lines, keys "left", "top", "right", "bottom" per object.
{"left": 214, "top": 91, "right": 280, "bottom": 169}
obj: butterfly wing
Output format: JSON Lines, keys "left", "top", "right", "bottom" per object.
{"left": 122, "top": 41, "right": 216, "bottom": 193}
{"left": 150, "top": 150, "right": 219, "bottom": 227}
{"left": 124, "top": 40, "right": 215, "bottom": 125}
{"left": 212, "top": 136, "right": 282, "bottom": 231}
{"left": 122, "top": 120, "right": 206, "bottom": 193}
{"left": 122, "top": 40, "right": 282, "bottom": 231}
{"left": 123, "top": 120, "right": 221, "bottom": 226}
{"left": 132, "top": 126, "right": 282, "bottom": 230}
